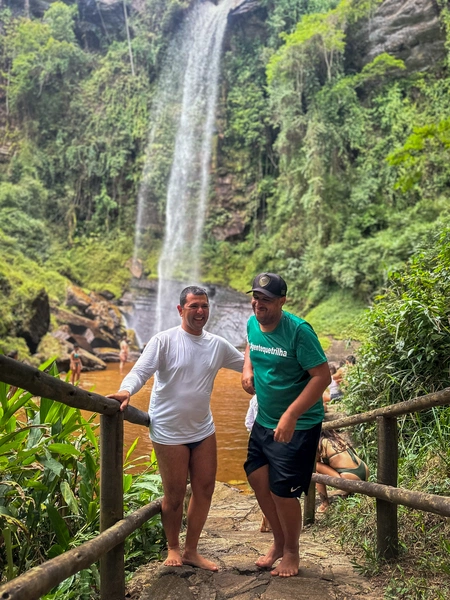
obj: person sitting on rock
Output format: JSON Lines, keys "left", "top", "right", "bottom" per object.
{"left": 316, "top": 429, "right": 369, "bottom": 513}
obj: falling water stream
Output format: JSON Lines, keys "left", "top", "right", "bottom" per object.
{"left": 133, "top": 0, "right": 234, "bottom": 339}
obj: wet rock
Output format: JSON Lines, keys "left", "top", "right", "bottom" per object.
{"left": 17, "top": 289, "right": 50, "bottom": 354}
{"left": 93, "top": 346, "right": 120, "bottom": 362}
{"left": 229, "top": 0, "right": 261, "bottom": 17}
{"left": 36, "top": 333, "right": 107, "bottom": 372}
{"left": 140, "top": 574, "right": 196, "bottom": 600}
{"left": 53, "top": 307, "right": 120, "bottom": 352}
{"left": 126, "top": 257, "right": 144, "bottom": 279}
{"left": 66, "top": 285, "right": 92, "bottom": 312}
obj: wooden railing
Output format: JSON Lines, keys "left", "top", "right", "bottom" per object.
{"left": 304, "top": 386, "right": 450, "bottom": 559}
{"left": 0, "top": 355, "right": 155, "bottom": 600}
{"left": 1, "top": 354, "right": 450, "bottom": 597}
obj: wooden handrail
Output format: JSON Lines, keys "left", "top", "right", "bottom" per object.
{"left": 311, "top": 474, "right": 450, "bottom": 517}
{"left": 0, "top": 497, "right": 163, "bottom": 600}
{"left": 0, "top": 355, "right": 149, "bottom": 426}
{"left": 322, "top": 386, "right": 450, "bottom": 430}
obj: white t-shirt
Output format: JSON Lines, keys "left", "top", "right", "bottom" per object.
{"left": 120, "top": 326, "right": 244, "bottom": 444}
{"left": 244, "top": 395, "right": 258, "bottom": 432}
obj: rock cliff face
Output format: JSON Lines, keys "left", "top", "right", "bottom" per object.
{"left": 349, "top": 0, "right": 446, "bottom": 72}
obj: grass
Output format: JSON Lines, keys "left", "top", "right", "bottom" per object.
{"left": 305, "top": 289, "right": 368, "bottom": 340}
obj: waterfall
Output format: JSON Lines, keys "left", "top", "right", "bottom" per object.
{"left": 132, "top": 0, "right": 233, "bottom": 340}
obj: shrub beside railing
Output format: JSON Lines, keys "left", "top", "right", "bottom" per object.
{"left": 304, "top": 386, "right": 450, "bottom": 559}
{"left": 0, "top": 355, "right": 153, "bottom": 600}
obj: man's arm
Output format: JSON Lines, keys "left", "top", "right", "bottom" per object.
{"left": 241, "top": 344, "right": 255, "bottom": 395}
{"left": 107, "top": 338, "right": 160, "bottom": 411}
{"left": 273, "top": 361, "right": 331, "bottom": 443}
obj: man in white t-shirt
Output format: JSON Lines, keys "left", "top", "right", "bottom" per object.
{"left": 108, "top": 286, "right": 244, "bottom": 571}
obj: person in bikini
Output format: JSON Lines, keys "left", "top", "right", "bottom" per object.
{"left": 119, "top": 337, "right": 129, "bottom": 375}
{"left": 108, "top": 286, "right": 244, "bottom": 571}
{"left": 69, "top": 344, "right": 82, "bottom": 385}
{"left": 316, "top": 429, "right": 369, "bottom": 512}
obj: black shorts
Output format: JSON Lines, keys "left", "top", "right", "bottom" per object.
{"left": 244, "top": 421, "right": 322, "bottom": 498}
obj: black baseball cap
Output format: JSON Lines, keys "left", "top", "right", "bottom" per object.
{"left": 247, "top": 273, "right": 287, "bottom": 298}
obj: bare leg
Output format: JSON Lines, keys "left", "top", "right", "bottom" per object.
{"left": 248, "top": 466, "right": 284, "bottom": 568}
{"left": 316, "top": 462, "right": 335, "bottom": 512}
{"left": 182, "top": 434, "right": 218, "bottom": 571}
{"left": 260, "top": 514, "right": 272, "bottom": 532}
{"left": 270, "top": 494, "right": 302, "bottom": 577}
{"left": 152, "top": 441, "right": 190, "bottom": 567}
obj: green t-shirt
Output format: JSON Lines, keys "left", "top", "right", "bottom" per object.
{"left": 247, "top": 310, "right": 326, "bottom": 430}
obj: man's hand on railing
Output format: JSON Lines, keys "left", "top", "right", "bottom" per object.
{"left": 106, "top": 390, "right": 131, "bottom": 412}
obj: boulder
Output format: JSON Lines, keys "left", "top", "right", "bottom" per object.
{"left": 125, "top": 257, "right": 144, "bottom": 279}
{"left": 36, "top": 333, "right": 106, "bottom": 372}
{"left": 17, "top": 289, "right": 50, "bottom": 354}
{"left": 66, "top": 285, "right": 92, "bottom": 312}
{"left": 53, "top": 308, "right": 120, "bottom": 351}
{"left": 92, "top": 347, "right": 120, "bottom": 362}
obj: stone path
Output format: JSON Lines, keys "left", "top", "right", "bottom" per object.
{"left": 125, "top": 482, "right": 383, "bottom": 600}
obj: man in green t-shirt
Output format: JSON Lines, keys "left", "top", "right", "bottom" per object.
{"left": 242, "top": 272, "right": 331, "bottom": 578}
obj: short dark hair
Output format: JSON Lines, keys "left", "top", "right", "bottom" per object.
{"left": 346, "top": 355, "right": 356, "bottom": 365}
{"left": 180, "top": 286, "right": 209, "bottom": 307}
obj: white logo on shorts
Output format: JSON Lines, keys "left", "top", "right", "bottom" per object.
{"left": 290, "top": 485, "right": 301, "bottom": 493}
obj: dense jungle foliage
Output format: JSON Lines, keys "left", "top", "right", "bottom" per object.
{"left": 1, "top": 0, "right": 450, "bottom": 341}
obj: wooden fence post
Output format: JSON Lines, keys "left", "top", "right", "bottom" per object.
{"left": 100, "top": 412, "right": 125, "bottom": 600}
{"left": 376, "top": 415, "right": 398, "bottom": 559}
{"left": 303, "top": 478, "right": 316, "bottom": 525}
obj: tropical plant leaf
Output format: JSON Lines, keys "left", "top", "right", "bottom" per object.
{"left": 47, "top": 443, "right": 81, "bottom": 457}
{"left": 60, "top": 481, "right": 80, "bottom": 515}
{"left": 46, "top": 505, "right": 70, "bottom": 550}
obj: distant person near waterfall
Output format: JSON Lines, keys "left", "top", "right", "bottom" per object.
{"left": 242, "top": 272, "right": 330, "bottom": 577}
{"left": 69, "top": 344, "right": 82, "bottom": 385}
{"left": 107, "top": 286, "right": 244, "bottom": 571}
{"left": 119, "top": 336, "right": 129, "bottom": 375}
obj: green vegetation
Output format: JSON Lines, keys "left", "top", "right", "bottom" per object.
{"left": 0, "top": 363, "right": 164, "bottom": 597}
{"left": 344, "top": 227, "right": 450, "bottom": 415}
{"left": 305, "top": 289, "right": 367, "bottom": 340}
{"left": 3, "top": 0, "right": 450, "bottom": 334}
{"left": 207, "top": 0, "right": 450, "bottom": 316}
{"left": 316, "top": 229, "right": 450, "bottom": 599}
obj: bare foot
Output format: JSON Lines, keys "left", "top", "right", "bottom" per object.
{"left": 255, "top": 544, "right": 283, "bottom": 568}
{"left": 270, "top": 551, "right": 299, "bottom": 577}
{"left": 164, "top": 547, "right": 183, "bottom": 567}
{"left": 182, "top": 550, "right": 218, "bottom": 571}
{"left": 317, "top": 501, "right": 329, "bottom": 513}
